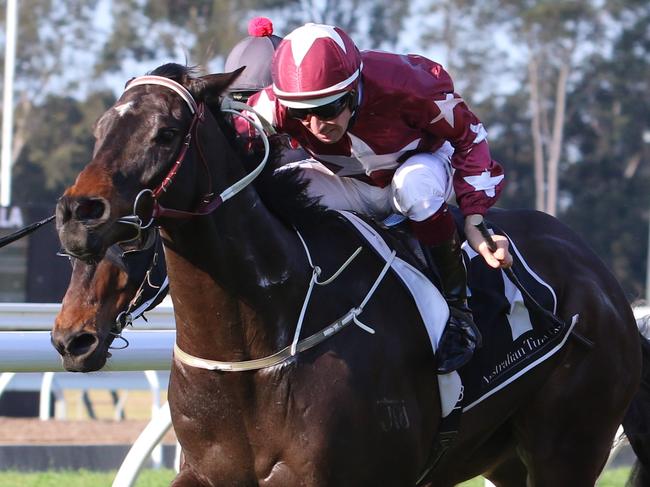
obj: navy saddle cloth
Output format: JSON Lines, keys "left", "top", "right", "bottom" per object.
{"left": 459, "top": 222, "right": 574, "bottom": 410}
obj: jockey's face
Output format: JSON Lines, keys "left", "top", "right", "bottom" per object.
{"left": 300, "top": 107, "right": 353, "bottom": 144}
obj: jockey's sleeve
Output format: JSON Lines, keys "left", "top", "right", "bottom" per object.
{"left": 236, "top": 88, "right": 309, "bottom": 160}
{"left": 237, "top": 88, "right": 280, "bottom": 137}
{"left": 424, "top": 93, "right": 505, "bottom": 217}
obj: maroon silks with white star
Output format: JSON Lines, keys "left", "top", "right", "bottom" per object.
{"left": 248, "top": 49, "right": 505, "bottom": 216}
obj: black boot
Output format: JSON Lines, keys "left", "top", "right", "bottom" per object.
{"left": 426, "top": 229, "right": 482, "bottom": 374}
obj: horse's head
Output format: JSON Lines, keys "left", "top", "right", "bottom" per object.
{"left": 52, "top": 230, "right": 167, "bottom": 372}
{"left": 56, "top": 63, "right": 243, "bottom": 261}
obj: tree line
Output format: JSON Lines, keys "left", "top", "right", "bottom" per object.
{"left": 1, "top": 0, "right": 649, "bottom": 300}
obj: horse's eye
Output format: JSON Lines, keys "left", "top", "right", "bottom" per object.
{"left": 156, "top": 128, "right": 178, "bottom": 144}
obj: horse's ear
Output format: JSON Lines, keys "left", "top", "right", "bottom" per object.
{"left": 189, "top": 68, "right": 246, "bottom": 105}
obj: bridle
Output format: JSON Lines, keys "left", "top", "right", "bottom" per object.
{"left": 57, "top": 226, "right": 169, "bottom": 349}
{"left": 115, "top": 75, "right": 270, "bottom": 236}
{"left": 109, "top": 229, "right": 168, "bottom": 338}
{"left": 90, "top": 74, "right": 269, "bottom": 349}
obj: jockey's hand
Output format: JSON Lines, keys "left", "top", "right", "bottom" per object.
{"left": 464, "top": 215, "right": 513, "bottom": 269}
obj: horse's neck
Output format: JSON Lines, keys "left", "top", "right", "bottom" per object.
{"left": 162, "top": 187, "right": 309, "bottom": 362}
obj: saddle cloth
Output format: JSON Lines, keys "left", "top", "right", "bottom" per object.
{"left": 337, "top": 210, "right": 577, "bottom": 416}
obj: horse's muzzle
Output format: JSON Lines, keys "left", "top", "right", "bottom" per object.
{"left": 50, "top": 326, "right": 110, "bottom": 372}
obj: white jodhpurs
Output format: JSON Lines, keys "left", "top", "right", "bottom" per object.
{"left": 284, "top": 142, "right": 454, "bottom": 222}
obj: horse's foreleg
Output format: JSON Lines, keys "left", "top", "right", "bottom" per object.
{"left": 483, "top": 454, "right": 528, "bottom": 487}
{"left": 171, "top": 466, "right": 209, "bottom": 487}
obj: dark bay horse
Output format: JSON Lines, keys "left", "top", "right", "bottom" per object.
{"left": 55, "top": 63, "right": 649, "bottom": 486}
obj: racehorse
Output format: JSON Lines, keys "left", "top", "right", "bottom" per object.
{"left": 51, "top": 227, "right": 650, "bottom": 487}
{"left": 54, "top": 63, "right": 650, "bottom": 486}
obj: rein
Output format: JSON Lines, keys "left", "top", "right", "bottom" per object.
{"left": 0, "top": 215, "right": 54, "bottom": 249}
{"left": 111, "top": 230, "right": 169, "bottom": 336}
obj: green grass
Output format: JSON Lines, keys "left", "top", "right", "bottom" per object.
{"left": 457, "top": 467, "right": 631, "bottom": 486}
{"left": 595, "top": 467, "right": 634, "bottom": 487}
{"left": 0, "top": 467, "right": 632, "bottom": 486}
{"left": 0, "top": 469, "right": 176, "bottom": 487}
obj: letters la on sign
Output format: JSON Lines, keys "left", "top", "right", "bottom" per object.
{"left": 0, "top": 207, "right": 24, "bottom": 229}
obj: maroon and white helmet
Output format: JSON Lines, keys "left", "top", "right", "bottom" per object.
{"left": 272, "top": 23, "right": 362, "bottom": 108}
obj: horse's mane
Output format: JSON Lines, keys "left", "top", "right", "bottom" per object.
{"left": 249, "top": 144, "right": 329, "bottom": 228}
{"left": 147, "top": 63, "right": 327, "bottom": 228}
{"left": 148, "top": 63, "right": 201, "bottom": 86}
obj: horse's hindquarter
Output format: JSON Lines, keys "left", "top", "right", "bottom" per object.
{"left": 488, "top": 209, "right": 640, "bottom": 353}
{"left": 428, "top": 209, "right": 642, "bottom": 485}
{"left": 455, "top": 209, "right": 642, "bottom": 483}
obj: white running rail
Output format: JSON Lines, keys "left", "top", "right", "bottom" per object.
{"left": 2, "top": 303, "right": 645, "bottom": 487}
{"left": 0, "top": 303, "right": 177, "bottom": 487}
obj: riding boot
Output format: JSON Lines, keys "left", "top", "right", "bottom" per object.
{"left": 426, "top": 228, "right": 482, "bottom": 374}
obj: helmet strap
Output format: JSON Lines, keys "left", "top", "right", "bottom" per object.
{"left": 346, "top": 87, "right": 361, "bottom": 131}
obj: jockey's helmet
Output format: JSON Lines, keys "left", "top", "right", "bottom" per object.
{"left": 272, "top": 23, "right": 362, "bottom": 109}
{"left": 225, "top": 17, "right": 283, "bottom": 100}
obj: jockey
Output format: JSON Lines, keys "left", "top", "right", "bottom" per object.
{"left": 224, "top": 17, "right": 283, "bottom": 103}
{"left": 244, "top": 23, "right": 513, "bottom": 374}
{"left": 225, "top": 17, "right": 308, "bottom": 166}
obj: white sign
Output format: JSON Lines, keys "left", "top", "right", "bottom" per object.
{"left": 0, "top": 206, "right": 23, "bottom": 228}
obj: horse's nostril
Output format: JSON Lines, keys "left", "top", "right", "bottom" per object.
{"left": 56, "top": 196, "right": 73, "bottom": 225}
{"left": 67, "top": 332, "right": 99, "bottom": 357}
{"left": 75, "top": 198, "right": 107, "bottom": 221}
{"left": 50, "top": 332, "right": 66, "bottom": 355}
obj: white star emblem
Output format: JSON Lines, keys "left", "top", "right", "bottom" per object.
{"left": 470, "top": 123, "right": 488, "bottom": 144}
{"left": 285, "top": 24, "right": 346, "bottom": 66}
{"left": 430, "top": 94, "right": 464, "bottom": 128}
{"left": 463, "top": 170, "right": 504, "bottom": 197}
{"left": 249, "top": 90, "right": 277, "bottom": 127}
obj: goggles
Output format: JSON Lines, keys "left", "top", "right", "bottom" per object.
{"left": 286, "top": 93, "right": 351, "bottom": 121}
{"left": 230, "top": 91, "right": 257, "bottom": 103}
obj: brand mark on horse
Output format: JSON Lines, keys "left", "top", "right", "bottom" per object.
{"left": 377, "top": 399, "right": 411, "bottom": 431}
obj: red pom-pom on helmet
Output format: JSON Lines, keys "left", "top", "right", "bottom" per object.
{"left": 248, "top": 17, "right": 274, "bottom": 37}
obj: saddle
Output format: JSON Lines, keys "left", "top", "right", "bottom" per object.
{"left": 337, "top": 207, "right": 576, "bottom": 410}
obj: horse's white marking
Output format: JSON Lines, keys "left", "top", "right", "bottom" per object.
{"left": 256, "top": 270, "right": 290, "bottom": 288}
{"left": 114, "top": 101, "right": 134, "bottom": 117}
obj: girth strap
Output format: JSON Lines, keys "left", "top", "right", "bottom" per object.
{"left": 173, "top": 308, "right": 359, "bottom": 372}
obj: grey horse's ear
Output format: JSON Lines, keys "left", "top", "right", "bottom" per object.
{"left": 189, "top": 68, "right": 246, "bottom": 105}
